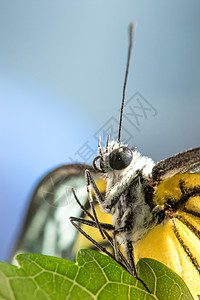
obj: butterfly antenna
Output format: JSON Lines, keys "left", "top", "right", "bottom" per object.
{"left": 118, "top": 23, "right": 135, "bottom": 144}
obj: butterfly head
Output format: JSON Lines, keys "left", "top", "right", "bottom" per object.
{"left": 93, "top": 137, "right": 134, "bottom": 174}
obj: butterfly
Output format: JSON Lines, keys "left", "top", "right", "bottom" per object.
{"left": 12, "top": 24, "right": 200, "bottom": 298}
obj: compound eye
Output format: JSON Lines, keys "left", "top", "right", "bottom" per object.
{"left": 109, "top": 147, "right": 133, "bottom": 170}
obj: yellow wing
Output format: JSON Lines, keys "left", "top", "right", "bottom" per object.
{"left": 135, "top": 173, "right": 200, "bottom": 299}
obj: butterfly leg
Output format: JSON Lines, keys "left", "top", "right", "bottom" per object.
{"left": 120, "top": 231, "right": 151, "bottom": 292}
{"left": 125, "top": 239, "right": 151, "bottom": 292}
{"left": 85, "top": 169, "right": 106, "bottom": 239}
{"left": 85, "top": 169, "right": 119, "bottom": 211}
{"left": 69, "top": 216, "right": 132, "bottom": 275}
{"left": 112, "top": 230, "right": 120, "bottom": 261}
{"left": 85, "top": 169, "right": 104, "bottom": 205}
{"left": 124, "top": 239, "right": 137, "bottom": 277}
{"left": 71, "top": 188, "right": 133, "bottom": 274}
{"left": 111, "top": 226, "right": 151, "bottom": 293}
{"left": 112, "top": 227, "right": 136, "bottom": 271}
{"left": 70, "top": 216, "right": 114, "bottom": 231}
{"left": 111, "top": 226, "right": 136, "bottom": 272}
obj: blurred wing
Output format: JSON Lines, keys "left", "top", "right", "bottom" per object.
{"left": 152, "top": 147, "right": 200, "bottom": 181}
{"left": 11, "top": 163, "right": 102, "bottom": 261}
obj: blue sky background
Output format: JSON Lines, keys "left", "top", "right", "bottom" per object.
{"left": 0, "top": 1, "right": 200, "bottom": 261}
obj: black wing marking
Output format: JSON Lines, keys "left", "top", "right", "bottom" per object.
{"left": 11, "top": 163, "right": 100, "bottom": 261}
{"left": 152, "top": 147, "right": 200, "bottom": 181}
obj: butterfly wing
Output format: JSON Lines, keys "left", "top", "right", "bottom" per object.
{"left": 11, "top": 163, "right": 103, "bottom": 261}
{"left": 135, "top": 171, "right": 200, "bottom": 298}
{"left": 134, "top": 148, "right": 200, "bottom": 298}
{"left": 152, "top": 147, "right": 200, "bottom": 181}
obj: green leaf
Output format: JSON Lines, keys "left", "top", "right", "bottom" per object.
{"left": 0, "top": 249, "right": 193, "bottom": 300}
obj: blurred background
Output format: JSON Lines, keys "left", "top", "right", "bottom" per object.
{"left": 0, "top": 1, "right": 200, "bottom": 262}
